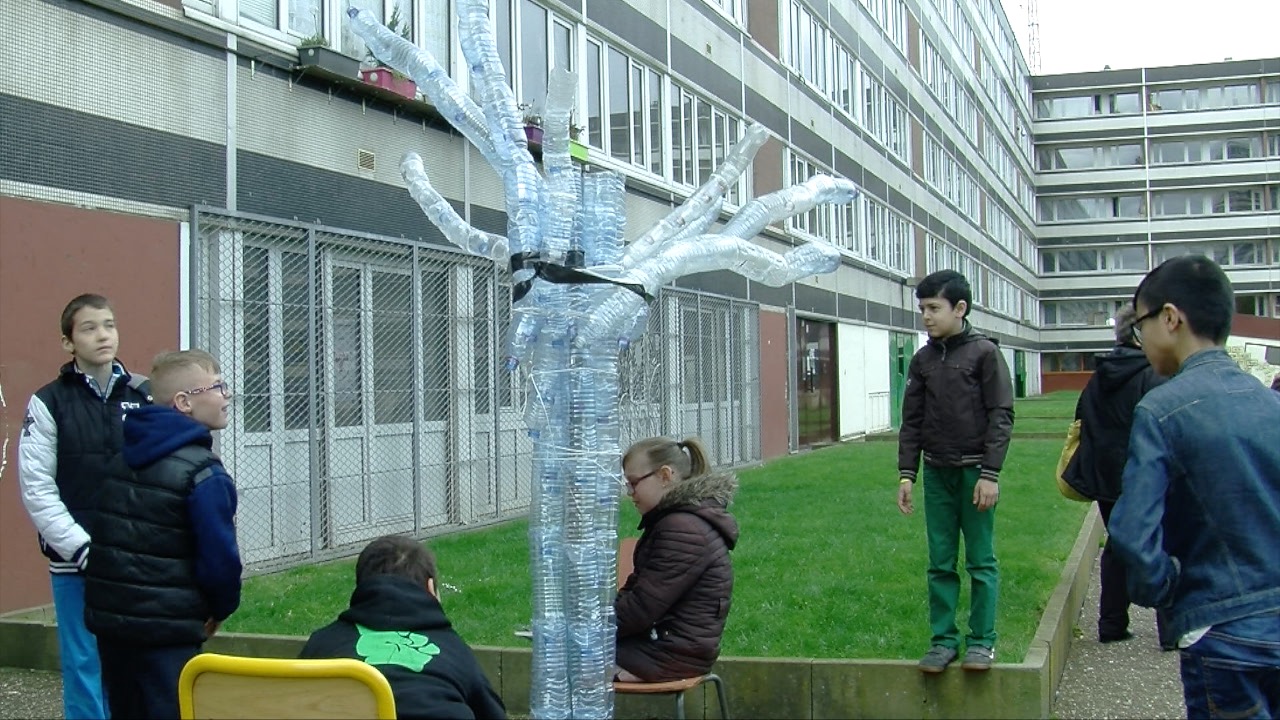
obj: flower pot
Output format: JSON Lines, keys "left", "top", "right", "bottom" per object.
{"left": 297, "top": 45, "right": 360, "bottom": 78}
{"left": 523, "top": 125, "right": 544, "bottom": 146}
{"left": 359, "top": 68, "right": 417, "bottom": 100}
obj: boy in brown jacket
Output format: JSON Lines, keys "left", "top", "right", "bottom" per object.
{"left": 896, "top": 270, "right": 1014, "bottom": 673}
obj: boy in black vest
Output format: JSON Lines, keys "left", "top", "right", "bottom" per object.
{"left": 18, "top": 293, "right": 151, "bottom": 720}
{"left": 84, "top": 349, "right": 242, "bottom": 719}
{"left": 300, "top": 535, "right": 507, "bottom": 720}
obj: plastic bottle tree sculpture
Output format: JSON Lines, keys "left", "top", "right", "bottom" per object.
{"left": 348, "top": 4, "right": 859, "bottom": 717}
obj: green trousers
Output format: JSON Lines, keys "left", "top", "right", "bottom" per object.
{"left": 922, "top": 464, "right": 998, "bottom": 650}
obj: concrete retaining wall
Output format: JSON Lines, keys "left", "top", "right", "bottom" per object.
{"left": 0, "top": 509, "right": 1103, "bottom": 718}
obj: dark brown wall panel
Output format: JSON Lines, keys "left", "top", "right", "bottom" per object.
{"left": 0, "top": 197, "right": 180, "bottom": 613}
{"left": 759, "top": 308, "right": 790, "bottom": 459}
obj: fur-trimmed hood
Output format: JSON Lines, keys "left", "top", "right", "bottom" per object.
{"left": 642, "top": 471, "right": 739, "bottom": 548}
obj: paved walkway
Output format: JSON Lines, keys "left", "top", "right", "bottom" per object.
{"left": 1052, "top": 553, "right": 1185, "bottom": 720}
{"left": 1, "top": 555, "right": 1187, "bottom": 720}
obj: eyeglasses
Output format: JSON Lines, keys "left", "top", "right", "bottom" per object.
{"left": 623, "top": 470, "right": 658, "bottom": 495}
{"left": 183, "top": 381, "right": 232, "bottom": 399}
{"left": 1130, "top": 307, "right": 1164, "bottom": 347}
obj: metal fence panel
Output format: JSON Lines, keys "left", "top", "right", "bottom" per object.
{"left": 192, "top": 207, "right": 760, "bottom": 571}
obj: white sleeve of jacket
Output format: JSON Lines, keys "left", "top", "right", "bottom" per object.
{"left": 17, "top": 395, "right": 88, "bottom": 560}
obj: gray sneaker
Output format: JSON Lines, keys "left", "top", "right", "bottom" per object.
{"left": 961, "top": 646, "right": 994, "bottom": 671}
{"left": 918, "top": 645, "right": 958, "bottom": 673}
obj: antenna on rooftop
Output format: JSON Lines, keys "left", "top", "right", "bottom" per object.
{"left": 1026, "top": 0, "right": 1042, "bottom": 73}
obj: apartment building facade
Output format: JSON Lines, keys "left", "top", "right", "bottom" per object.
{"left": 2, "top": 0, "right": 1046, "bottom": 610}
{"left": 1033, "top": 60, "right": 1280, "bottom": 389}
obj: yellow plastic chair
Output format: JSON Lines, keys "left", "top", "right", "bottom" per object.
{"left": 178, "top": 653, "right": 397, "bottom": 719}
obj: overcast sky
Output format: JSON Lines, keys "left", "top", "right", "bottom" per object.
{"left": 999, "top": 0, "right": 1280, "bottom": 75}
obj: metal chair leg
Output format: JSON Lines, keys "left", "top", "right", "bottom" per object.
{"left": 675, "top": 689, "right": 686, "bottom": 720}
{"left": 705, "top": 673, "right": 729, "bottom": 720}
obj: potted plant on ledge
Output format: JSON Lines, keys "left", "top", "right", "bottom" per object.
{"left": 519, "top": 103, "right": 544, "bottom": 146}
{"left": 297, "top": 34, "right": 360, "bottom": 79}
{"left": 358, "top": 6, "right": 417, "bottom": 100}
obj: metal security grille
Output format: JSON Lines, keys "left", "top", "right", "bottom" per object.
{"left": 617, "top": 291, "right": 762, "bottom": 466}
{"left": 191, "top": 207, "right": 760, "bottom": 571}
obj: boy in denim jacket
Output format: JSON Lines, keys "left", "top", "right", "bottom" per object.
{"left": 1110, "top": 255, "right": 1280, "bottom": 719}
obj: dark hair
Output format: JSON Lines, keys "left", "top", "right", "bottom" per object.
{"left": 60, "top": 294, "right": 112, "bottom": 338}
{"left": 622, "top": 436, "right": 710, "bottom": 479}
{"left": 915, "top": 270, "right": 972, "bottom": 318}
{"left": 355, "top": 535, "right": 438, "bottom": 587}
{"left": 1132, "top": 255, "right": 1233, "bottom": 344}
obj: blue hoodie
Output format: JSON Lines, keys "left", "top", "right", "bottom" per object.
{"left": 123, "top": 405, "right": 242, "bottom": 621}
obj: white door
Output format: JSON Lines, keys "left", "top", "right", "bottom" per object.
{"left": 230, "top": 243, "right": 313, "bottom": 564}
{"left": 323, "top": 259, "right": 415, "bottom": 548}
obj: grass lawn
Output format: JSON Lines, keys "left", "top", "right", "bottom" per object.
{"left": 226, "top": 393, "right": 1087, "bottom": 662}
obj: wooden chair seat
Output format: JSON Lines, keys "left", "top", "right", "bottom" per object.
{"left": 613, "top": 672, "right": 729, "bottom": 719}
{"left": 613, "top": 675, "right": 706, "bottom": 693}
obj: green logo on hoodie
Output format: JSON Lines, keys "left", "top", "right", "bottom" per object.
{"left": 355, "top": 624, "right": 441, "bottom": 671}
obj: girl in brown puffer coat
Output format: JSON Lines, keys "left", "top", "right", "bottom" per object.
{"left": 615, "top": 436, "right": 739, "bottom": 682}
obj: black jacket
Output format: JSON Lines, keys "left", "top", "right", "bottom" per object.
{"left": 1065, "top": 345, "right": 1165, "bottom": 503}
{"left": 300, "top": 575, "right": 506, "bottom": 720}
{"left": 19, "top": 362, "right": 151, "bottom": 571}
{"left": 898, "top": 323, "right": 1015, "bottom": 483}
{"left": 85, "top": 405, "right": 242, "bottom": 646}
{"left": 615, "top": 471, "right": 738, "bottom": 682}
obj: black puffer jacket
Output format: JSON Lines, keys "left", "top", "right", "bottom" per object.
{"left": 898, "top": 323, "right": 1015, "bottom": 483}
{"left": 615, "top": 471, "right": 738, "bottom": 682}
{"left": 1065, "top": 345, "right": 1165, "bottom": 503}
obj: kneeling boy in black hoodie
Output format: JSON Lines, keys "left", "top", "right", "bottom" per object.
{"left": 300, "top": 535, "right": 506, "bottom": 720}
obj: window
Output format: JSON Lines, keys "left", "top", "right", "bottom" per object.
{"left": 671, "top": 84, "right": 745, "bottom": 204}
{"left": 584, "top": 39, "right": 666, "bottom": 178}
{"left": 1041, "top": 300, "right": 1124, "bottom": 327}
{"left": 926, "top": 237, "right": 990, "bottom": 308}
{"left": 861, "top": 66, "right": 911, "bottom": 163}
{"left": 1151, "top": 187, "right": 1271, "bottom": 217}
{"left": 1038, "top": 194, "right": 1145, "bottom": 222}
{"left": 372, "top": 270, "right": 414, "bottom": 424}
{"left": 1149, "top": 83, "right": 1262, "bottom": 112}
{"left": 234, "top": 0, "right": 449, "bottom": 66}
{"left": 1036, "top": 142, "right": 1144, "bottom": 171}
{"left": 1041, "top": 246, "right": 1147, "bottom": 274}
{"left": 783, "top": 1, "right": 828, "bottom": 92}
{"left": 861, "top": 196, "right": 914, "bottom": 275}
{"left": 1151, "top": 135, "right": 1264, "bottom": 164}
{"left": 923, "top": 133, "right": 979, "bottom": 216}
{"left": 830, "top": 42, "right": 856, "bottom": 118}
{"left": 788, "top": 154, "right": 830, "bottom": 240}
{"left": 1041, "top": 353, "right": 1099, "bottom": 372}
{"left": 700, "top": 0, "right": 742, "bottom": 22}
{"left": 491, "top": 1, "right": 572, "bottom": 116}
{"left": 1033, "top": 95, "right": 1095, "bottom": 119}
{"left": 1033, "top": 91, "right": 1142, "bottom": 119}
{"left": 859, "top": 0, "right": 908, "bottom": 53}
{"left": 330, "top": 265, "right": 364, "bottom": 427}
{"left": 1154, "top": 241, "right": 1265, "bottom": 267}
{"left": 1236, "top": 295, "right": 1266, "bottom": 316}
{"left": 585, "top": 39, "right": 603, "bottom": 149}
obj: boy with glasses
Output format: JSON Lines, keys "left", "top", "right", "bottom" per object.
{"left": 84, "top": 349, "right": 242, "bottom": 719}
{"left": 1110, "top": 255, "right": 1280, "bottom": 718}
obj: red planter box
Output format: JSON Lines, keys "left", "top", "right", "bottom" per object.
{"left": 359, "top": 68, "right": 417, "bottom": 100}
